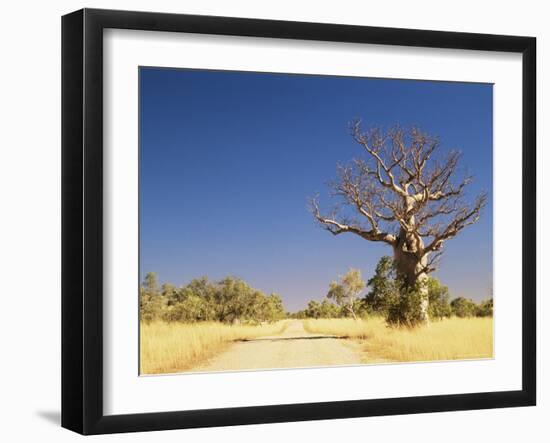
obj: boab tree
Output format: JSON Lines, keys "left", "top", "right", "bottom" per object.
{"left": 311, "top": 122, "right": 487, "bottom": 325}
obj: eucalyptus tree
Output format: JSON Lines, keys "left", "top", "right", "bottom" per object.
{"left": 326, "top": 268, "right": 366, "bottom": 320}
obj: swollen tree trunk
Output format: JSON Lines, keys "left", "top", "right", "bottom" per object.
{"left": 393, "top": 228, "right": 430, "bottom": 324}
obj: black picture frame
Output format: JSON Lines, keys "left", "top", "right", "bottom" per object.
{"left": 61, "top": 8, "right": 536, "bottom": 435}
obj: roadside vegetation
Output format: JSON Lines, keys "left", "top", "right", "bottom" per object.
{"left": 297, "top": 256, "right": 493, "bottom": 364}
{"left": 141, "top": 320, "right": 287, "bottom": 374}
{"left": 140, "top": 272, "right": 287, "bottom": 374}
{"left": 291, "top": 257, "right": 493, "bottom": 323}
{"left": 303, "top": 317, "right": 493, "bottom": 363}
{"left": 140, "top": 272, "right": 286, "bottom": 324}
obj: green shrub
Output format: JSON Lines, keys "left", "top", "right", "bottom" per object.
{"left": 427, "top": 278, "right": 452, "bottom": 320}
{"left": 476, "top": 298, "right": 494, "bottom": 317}
{"left": 364, "top": 256, "right": 398, "bottom": 316}
{"left": 385, "top": 282, "right": 426, "bottom": 327}
{"left": 450, "top": 297, "right": 478, "bottom": 318}
{"left": 140, "top": 274, "right": 286, "bottom": 324}
{"left": 364, "top": 257, "right": 450, "bottom": 326}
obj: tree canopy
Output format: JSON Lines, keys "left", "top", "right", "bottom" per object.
{"left": 140, "top": 273, "right": 286, "bottom": 324}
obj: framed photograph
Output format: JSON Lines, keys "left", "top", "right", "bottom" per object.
{"left": 61, "top": 8, "right": 536, "bottom": 435}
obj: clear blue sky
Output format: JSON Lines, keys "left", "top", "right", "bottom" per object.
{"left": 139, "top": 67, "right": 493, "bottom": 311}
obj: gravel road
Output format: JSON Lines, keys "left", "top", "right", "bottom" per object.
{"left": 193, "top": 320, "right": 362, "bottom": 372}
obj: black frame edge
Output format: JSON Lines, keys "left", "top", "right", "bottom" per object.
{"left": 521, "top": 37, "right": 537, "bottom": 406}
{"left": 82, "top": 6, "right": 105, "bottom": 435}
{"left": 61, "top": 9, "right": 85, "bottom": 435}
{"left": 61, "top": 8, "right": 537, "bottom": 435}
{"left": 90, "top": 390, "right": 534, "bottom": 435}
{"left": 84, "top": 7, "right": 535, "bottom": 51}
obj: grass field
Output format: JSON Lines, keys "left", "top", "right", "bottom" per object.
{"left": 303, "top": 317, "right": 493, "bottom": 363}
{"left": 140, "top": 320, "right": 287, "bottom": 374}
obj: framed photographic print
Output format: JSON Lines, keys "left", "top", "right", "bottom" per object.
{"left": 61, "top": 8, "right": 536, "bottom": 435}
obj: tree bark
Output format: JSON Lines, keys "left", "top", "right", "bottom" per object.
{"left": 393, "top": 227, "right": 430, "bottom": 324}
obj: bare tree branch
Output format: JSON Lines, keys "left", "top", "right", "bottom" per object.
{"left": 310, "top": 197, "right": 396, "bottom": 245}
{"left": 350, "top": 121, "right": 408, "bottom": 197}
{"left": 423, "top": 193, "right": 488, "bottom": 254}
{"left": 415, "top": 250, "right": 443, "bottom": 277}
{"left": 312, "top": 122, "right": 487, "bottom": 277}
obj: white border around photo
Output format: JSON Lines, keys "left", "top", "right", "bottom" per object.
{"left": 103, "top": 29, "right": 522, "bottom": 416}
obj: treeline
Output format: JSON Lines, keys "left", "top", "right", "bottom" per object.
{"left": 142, "top": 257, "right": 492, "bottom": 326}
{"left": 291, "top": 300, "right": 342, "bottom": 319}
{"left": 291, "top": 256, "right": 493, "bottom": 324}
{"left": 140, "top": 272, "right": 286, "bottom": 324}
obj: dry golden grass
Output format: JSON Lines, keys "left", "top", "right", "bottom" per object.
{"left": 140, "top": 320, "right": 288, "bottom": 374}
{"left": 303, "top": 316, "right": 493, "bottom": 363}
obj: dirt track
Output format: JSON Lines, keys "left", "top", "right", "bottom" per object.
{"left": 193, "top": 320, "right": 362, "bottom": 372}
